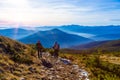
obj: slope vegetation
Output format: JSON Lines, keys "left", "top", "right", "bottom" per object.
{"left": 0, "top": 36, "right": 89, "bottom": 80}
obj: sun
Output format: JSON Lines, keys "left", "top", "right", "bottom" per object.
{"left": 0, "top": 0, "right": 34, "bottom": 25}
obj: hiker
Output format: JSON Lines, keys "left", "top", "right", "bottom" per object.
{"left": 36, "top": 40, "right": 43, "bottom": 58}
{"left": 52, "top": 42, "right": 60, "bottom": 58}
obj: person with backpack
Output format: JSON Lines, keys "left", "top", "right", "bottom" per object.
{"left": 52, "top": 41, "right": 60, "bottom": 58}
{"left": 36, "top": 40, "right": 43, "bottom": 58}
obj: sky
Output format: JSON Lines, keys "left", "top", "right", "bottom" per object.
{"left": 0, "top": 0, "right": 120, "bottom": 27}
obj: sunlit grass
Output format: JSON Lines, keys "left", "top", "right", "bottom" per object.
{"left": 59, "top": 50, "right": 120, "bottom": 80}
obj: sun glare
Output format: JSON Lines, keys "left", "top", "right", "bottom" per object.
{"left": 0, "top": 0, "right": 33, "bottom": 26}
{"left": 6, "top": 0, "right": 29, "bottom": 8}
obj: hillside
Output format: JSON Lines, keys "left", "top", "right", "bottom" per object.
{"left": 71, "top": 41, "right": 109, "bottom": 50}
{"left": 19, "top": 29, "right": 93, "bottom": 48}
{"left": 94, "top": 39, "right": 120, "bottom": 51}
{"left": 1, "top": 35, "right": 120, "bottom": 80}
{"left": 60, "top": 39, "right": 120, "bottom": 80}
{"left": 60, "top": 50, "right": 120, "bottom": 80}
{"left": 0, "top": 36, "right": 89, "bottom": 80}
{"left": 0, "top": 36, "right": 29, "bottom": 54}
{"left": 72, "top": 39, "right": 120, "bottom": 51}
{"left": 0, "top": 36, "right": 34, "bottom": 79}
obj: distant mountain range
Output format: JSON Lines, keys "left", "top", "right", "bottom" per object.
{"left": 58, "top": 25, "right": 120, "bottom": 35}
{"left": 58, "top": 25, "right": 120, "bottom": 40}
{"left": 0, "top": 25, "right": 120, "bottom": 48}
{"left": 0, "top": 28, "right": 35, "bottom": 39}
{"left": 19, "top": 29, "right": 93, "bottom": 48}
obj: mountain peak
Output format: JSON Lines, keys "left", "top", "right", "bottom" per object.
{"left": 50, "top": 28, "right": 62, "bottom": 32}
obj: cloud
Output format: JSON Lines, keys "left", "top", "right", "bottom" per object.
{"left": 110, "top": 19, "right": 120, "bottom": 21}
{"left": 0, "top": 0, "right": 120, "bottom": 27}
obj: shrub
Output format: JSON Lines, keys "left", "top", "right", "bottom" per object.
{"left": 11, "top": 53, "right": 33, "bottom": 64}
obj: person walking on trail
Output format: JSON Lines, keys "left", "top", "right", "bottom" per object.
{"left": 53, "top": 42, "right": 60, "bottom": 58}
{"left": 36, "top": 40, "right": 43, "bottom": 58}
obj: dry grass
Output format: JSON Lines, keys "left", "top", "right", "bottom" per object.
{"left": 100, "top": 55, "right": 120, "bottom": 65}
{"left": 59, "top": 51, "right": 120, "bottom": 80}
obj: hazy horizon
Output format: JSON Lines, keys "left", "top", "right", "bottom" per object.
{"left": 0, "top": 0, "right": 120, "bottom": 28}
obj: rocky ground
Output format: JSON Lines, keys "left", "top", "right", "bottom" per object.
{"left": 0, "top": 52, "right": 89, "bottom": 80}
{"left": 31, "top": 52, "right": 89, "bottom": 80}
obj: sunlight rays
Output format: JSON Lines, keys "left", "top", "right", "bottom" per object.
{"left": 0, "top": 0, "right": 120, "bottom": 27}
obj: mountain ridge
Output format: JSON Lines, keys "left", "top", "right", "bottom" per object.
{"left": 0, "top": 28, "right": 33, "bottom": 39}
{"left": 71, "top": 39, "right": 120, "bottom": 51}
{"left": 19, "top": 29, "right": 93, "bottom": 48}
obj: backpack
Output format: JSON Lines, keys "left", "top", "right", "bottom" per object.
{"left": 54, "top": 44, "right": 59, "bottom": 50}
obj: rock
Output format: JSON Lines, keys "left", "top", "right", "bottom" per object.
{"left": 59, "top": 66, "right": 64, "bottom": 69}
{"left": 80, "top": 71, "right": 89, "bottom": 79}
{"left": 50, "top": 68, "right": 54, "bottom": 71}
{"left": 56, "top": 75, "right": 60, "bottom": 78}
{"left": 73, "top": 65, "right": 79, "bottom": 70}
{"left": 43, "top": 52, "right": 89, "bottom": 80}
{"left": 28, "top": 67, "right": 36, "bottom": 73}
{"left": 48, "top": 75, "right": 54, "bottom": 79}
{"left": 20, "top": 77, "right": 26, "bottom": 80}
{"left": 15, "top": 52, "right": 89, "bottom": 80}
{"left": 60, "top": 58, "right": 71, "bottom": 65}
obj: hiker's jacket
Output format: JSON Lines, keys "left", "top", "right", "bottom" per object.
{"left": 36, "top": 42, "right": 43, "bottom": 50}
{"left": 53, "top": 43, "right": 60, "bottom": 51}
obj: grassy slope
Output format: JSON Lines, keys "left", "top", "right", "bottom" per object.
{"left": 0, "top": 36, "right": 42, "bottom": 79}
{"left": 1, "top": 36, "right": 120, "bottom": 80}
{"left": 60, "top": 48, "right": 120, "bottom": 80}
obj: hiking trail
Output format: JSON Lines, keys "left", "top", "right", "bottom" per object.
{"left": 34, "top": 52, "right": 89, "bottom": 80}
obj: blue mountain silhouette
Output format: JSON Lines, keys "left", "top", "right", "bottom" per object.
{"left": 19, "top": 29, "right": 93, "bottom": 48}
{"left": 0, "top": 28, "right": 33, "bottom": 39}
